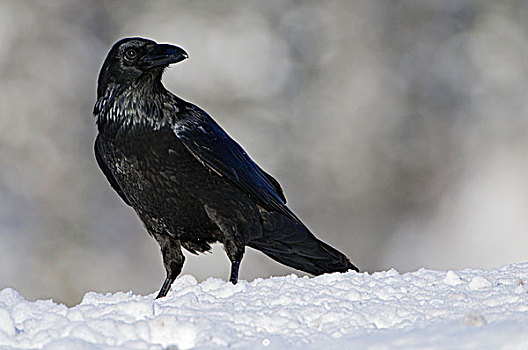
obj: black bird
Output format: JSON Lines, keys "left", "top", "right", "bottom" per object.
{"left": 93, "top": 37, "right": 358, "bottom": 298}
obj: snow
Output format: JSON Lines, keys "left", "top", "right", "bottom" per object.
{"left": 2, "top": 264, "right": 528, "bottom": 349}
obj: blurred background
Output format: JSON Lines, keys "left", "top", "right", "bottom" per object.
{"left": 1, "top": 0, "right": 528, "bottom": 305}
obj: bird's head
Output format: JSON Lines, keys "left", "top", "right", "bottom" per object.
{"left": 96, "top": 37, "right": 188, "bottom": 99}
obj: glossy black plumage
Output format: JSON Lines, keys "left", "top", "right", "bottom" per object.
{"left": 93, "top": 37, "right": 358, "bottom": 298}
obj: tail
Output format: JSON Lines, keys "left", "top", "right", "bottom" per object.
{"left": 248, "top": 210, "right": 359, "bottom": 275}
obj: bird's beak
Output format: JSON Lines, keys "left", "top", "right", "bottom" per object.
{"left": 141, "top": 44, "right": 188, "bottom": 69}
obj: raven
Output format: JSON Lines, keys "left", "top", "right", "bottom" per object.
{"left": 94, "top": 37, "right": 358, "bottom": 298}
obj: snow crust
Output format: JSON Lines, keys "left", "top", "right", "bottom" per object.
{"left": 1, "top": 264, "right": 528, "bottom": 349}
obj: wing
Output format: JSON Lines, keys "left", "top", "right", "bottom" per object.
{"left": 94, "top": 134, "right": 132, "bottom": 206}
{"left": 173, "top": 105, "right": 302, "bottom": 225}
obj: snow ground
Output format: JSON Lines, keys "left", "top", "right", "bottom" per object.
{"left": 1, "top": 264, "right": 528, "bottom": 349}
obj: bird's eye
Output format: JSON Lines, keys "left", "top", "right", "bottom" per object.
{"left": 124, "top": 48, "right": 137, "bottom": 61}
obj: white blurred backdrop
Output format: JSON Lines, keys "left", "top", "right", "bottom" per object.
{"left": 1, "top": 0, "right": 528, "bottom": 305}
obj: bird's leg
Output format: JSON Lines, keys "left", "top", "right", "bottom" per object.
{"left": 157, "top": 277, "right": 175, "bottom": 299}
{"left": 223, "top": 242, "right": 245, "bottom": 285}
{"left": 154, "top": 235, "right": 184, "bottom": 299}
{"left": 225, "top": 245, "right": 244, "bottom": 285}
{"left": 229, "top": 259, "right": 241, "bottom": 284}
{"left": 203, "top": 204, "right": 247, "bottom": 285}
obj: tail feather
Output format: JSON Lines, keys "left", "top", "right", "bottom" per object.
{"left": 248, "top": 211, "right": 358, "bottom": 275}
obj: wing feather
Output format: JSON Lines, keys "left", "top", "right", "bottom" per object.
{"left": 173, "top": 105, "right": 302, "bottom": 225}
